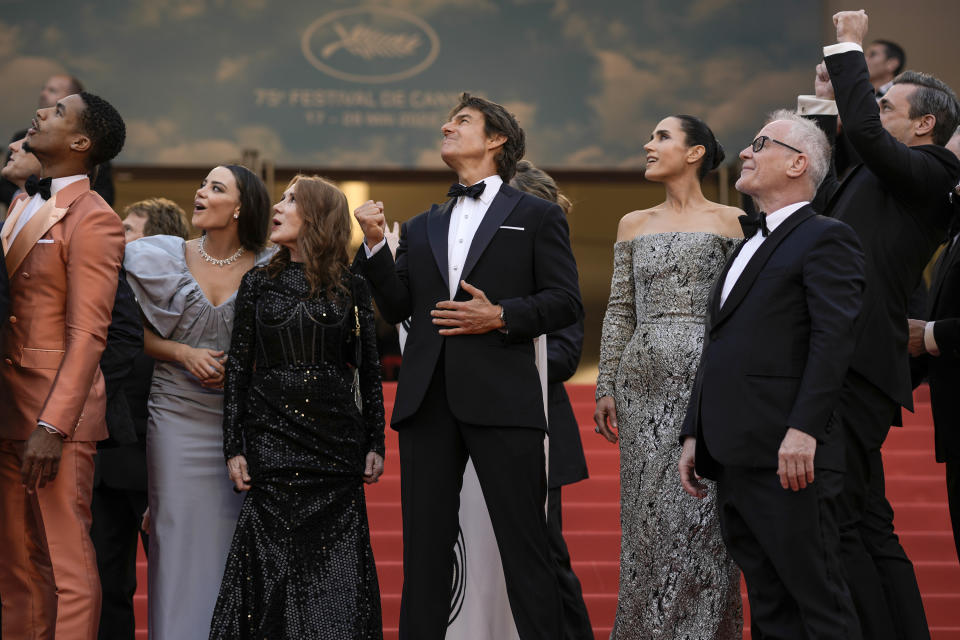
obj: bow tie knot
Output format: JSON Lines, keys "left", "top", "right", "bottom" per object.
{"left": 738, "top": 212, "right": 770, "bottom": 239}
{"left": 25, "top": 174, "right": 52, "bottom": 200}
{"left": 447, "top": 182, "right": 486, "bottom": 200}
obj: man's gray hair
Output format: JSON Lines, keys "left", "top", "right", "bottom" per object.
{"left": 765, "top": 109, "right": 831, "bottom": 189}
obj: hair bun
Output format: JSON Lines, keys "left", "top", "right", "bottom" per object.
{"left": 712, "top": 140, "right": 725, "bottom": 169}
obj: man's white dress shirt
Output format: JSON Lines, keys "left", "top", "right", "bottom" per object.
{"left": 365, "top": 175, "right": 503, "bottom": 299}
{"left": 5, "top": 174, "right": 86, "bottom": 244}
{"left": 720, "top": 202, "right": 809, "bottom": 307}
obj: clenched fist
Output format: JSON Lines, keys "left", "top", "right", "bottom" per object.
{"left": 354, "top": 200, "right": 386, "bottom": 249}
{"left": 833, "top": 10, "right": 868, "bottom": 46}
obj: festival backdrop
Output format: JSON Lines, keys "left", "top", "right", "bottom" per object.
{"left": 0, "top": 0, "right": 820, "bottom": 169}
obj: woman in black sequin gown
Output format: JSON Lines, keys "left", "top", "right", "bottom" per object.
{"left": 210, "top": 175, "right": 386, "bottom": 640}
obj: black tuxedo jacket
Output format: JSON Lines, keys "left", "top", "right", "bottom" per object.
{"left": 914, "top": 196, "right": 960, "bottom": 463}
{"left": 681, "top": 206, "right": 865, "bottom": 478}
{"left": 810, "top": 49, "right": 960, "bottom": 410}
{"left": 355, "top": 183, "right": 583, "bottom": 430}
{"left": 98, "top": 271, "right": 144, "bottom": 448}
{"left": 546, "top": 318, "right": 589, "bottom": 488}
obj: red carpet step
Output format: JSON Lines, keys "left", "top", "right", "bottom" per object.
{"left": 133, "top": 383, "right": 959, "bottom": 639}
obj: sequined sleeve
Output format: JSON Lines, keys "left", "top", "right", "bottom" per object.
{"left": 596, "top": 241, "right": 636, "bottom": 400}
{"left": 222, "top": 268, "right": 265, "bottom": 460}
{"left": 356, "top": 276, "right": 386, "bottom": 457}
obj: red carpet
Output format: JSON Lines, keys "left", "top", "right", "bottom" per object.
{"left": 133, "top": 383, "right": 960, "bottom": 639}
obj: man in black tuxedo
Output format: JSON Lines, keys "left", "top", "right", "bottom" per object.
{"left": 798, "top": 11, "right": 960, "bottom": 639}
{"left": 909, "top": 127, "right": 960, "bottom": 565}
{"left": 680, "top": 111, "right": 865, "bottom": 639}
{"left": 353, "top": 93, "right": 581, "bottom": 640}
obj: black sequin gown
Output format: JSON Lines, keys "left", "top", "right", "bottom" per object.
{"left": 209, "top": 264, "right": 385, "bottom": 640}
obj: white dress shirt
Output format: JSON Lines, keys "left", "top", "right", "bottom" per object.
{"left": 720, "top": 202, "right": 809, "bottom": 307}
{"left": 445, "top": 175, "right": 502, "bottom": 299}
{"left": 365, "top": 175, "right": 503, "bottom": 299}
{"left": 7, "top": 174, "right": 87, "bottom": 244}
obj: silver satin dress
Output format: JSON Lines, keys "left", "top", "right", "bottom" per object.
{"left": 124, "top": 235, "right": 272, "bottom": 640}
{"left": 596, "top": 232, "right": 743, "bottom": 640}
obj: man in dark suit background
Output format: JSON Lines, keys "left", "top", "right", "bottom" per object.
{"left": 908, "top": 126, "right": 960, "bottom": 565}
{"left": 798, "top": 11, "right": 960, "bottom": 639}
{"left": 680, "top": 110, "right": 865, "bottom": 639}
{"left": 353, "top": 93, "right": 582, "bottom": 640}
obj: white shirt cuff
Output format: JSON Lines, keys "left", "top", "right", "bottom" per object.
{"left": 798, "top": 95, "right": 839, "bottom": 116}
{"left": 38, "top": 420, "right": 66, "bottom": 436}
{"left": 824, "top": 42, "right": 863, "bottom": 57}
{"left": 363, "top": 238, "right": 387, "bottom": 258}
{"left": 924, "top": 321, "right": 940, "bottom": 356}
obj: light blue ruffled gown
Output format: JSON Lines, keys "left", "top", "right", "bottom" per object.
{"left": 124, "top": 235, "right": 272, "bottom": 640}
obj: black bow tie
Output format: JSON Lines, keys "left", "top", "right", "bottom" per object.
{"left": 25, "top": 174, "right": 52, "bottom": 200}
{"left": 447, "top": 182, "right": 485, "bottom": 199}
{"left": 739, "top": 212, "right": 770, "bottom": 239}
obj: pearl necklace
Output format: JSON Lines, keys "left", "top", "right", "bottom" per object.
{"left": 198, "top": 235, "right": 245, "bottom": 267}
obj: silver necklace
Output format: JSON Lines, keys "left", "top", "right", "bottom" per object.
{"left": 198, "top": 235, "right": 245, "bottom": 267}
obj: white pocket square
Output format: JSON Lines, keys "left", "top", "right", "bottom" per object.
{"left": 37, "top": 239, "right": 54, "bottom": 244}
{"left": 499, "top": 225, "right": 524, "bottom": 231}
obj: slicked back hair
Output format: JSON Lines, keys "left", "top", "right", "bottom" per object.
{"left": 223, "top": 164, "right": 271, "bottom": 252}
{"left": 893, "top": 71, "right": 960, "bottom": 146}
{"left": 448, "top": 92, "right": 525, "bottom": 181}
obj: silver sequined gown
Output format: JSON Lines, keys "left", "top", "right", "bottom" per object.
{"left": 596, "top": 232, "right": 743, "bottom": 640}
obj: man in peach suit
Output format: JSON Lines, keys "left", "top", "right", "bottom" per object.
{"left": 0, "top": 91, "right": 126, "bottom": 640}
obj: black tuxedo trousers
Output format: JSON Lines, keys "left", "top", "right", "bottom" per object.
{"left": 397, "top": 359, "right": 560, "bottom": 640}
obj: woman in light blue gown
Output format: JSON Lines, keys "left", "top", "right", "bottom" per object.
{"left": 124, "top": 165, "right": 272, "bottom": 640}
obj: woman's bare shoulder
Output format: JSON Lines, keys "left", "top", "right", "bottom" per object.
{"left": 616, "top": 208, "right": 659, "bottom": 242}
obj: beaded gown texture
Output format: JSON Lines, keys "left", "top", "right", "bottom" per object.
{"left": 209, "top": 263, "right": 386, "bottom": 640}
{"left": 596, "top": 232, "right": 743, "bottom": 640}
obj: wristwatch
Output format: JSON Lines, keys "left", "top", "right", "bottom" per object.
{"left": 498, "top": 306, "right": 508, "bottom": 334}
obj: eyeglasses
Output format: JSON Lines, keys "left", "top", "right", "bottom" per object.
{"left": 751, "top": 135, "right": 803, "bottom": 154}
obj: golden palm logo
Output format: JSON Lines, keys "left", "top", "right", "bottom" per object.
{"left": 302, "top": 7, "right": 440, "bottom": 84}
{"left": 321, "top": 23, "right": 423, "bottom": 60}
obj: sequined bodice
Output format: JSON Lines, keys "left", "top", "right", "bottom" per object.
{"left": 254, "top": 276, "right": 356, "bottom": 370}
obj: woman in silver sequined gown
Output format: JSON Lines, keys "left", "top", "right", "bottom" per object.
{"left": 594, "top": 116, "right": 744, "bottom": 639}
{"left": 210, "top": 176, "right": 385, "bottom": 640}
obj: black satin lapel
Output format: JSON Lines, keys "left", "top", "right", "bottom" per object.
{"left": 824, "top": 163, "right": 863, "bottom": 215}
{"left": 460, "top": 186, "right": 521, "bottom": 284}
{"left": 709, "top": 241, "right": 745, "bottom": 324}
{"left": 427, "top": 200, "right": 454, "bottom": 290}
{"left": 713, "top": 207, "right": 816, "bottom": 327}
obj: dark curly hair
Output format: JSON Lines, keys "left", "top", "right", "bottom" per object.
{"left": 448, "top": 92, "right": 525, "bottom": 181}
{"left": 77, "top": 92, "right": 125, "bottom": 168}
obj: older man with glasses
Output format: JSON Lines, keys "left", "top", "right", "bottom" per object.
{"left": 679, "top": 109, "right": 866, "bottom": 640}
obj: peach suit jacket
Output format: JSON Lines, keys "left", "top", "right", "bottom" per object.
{"left": 0, "top": 178, "right": 123, "bottom": 441}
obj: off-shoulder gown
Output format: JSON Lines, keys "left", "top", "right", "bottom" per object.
{"left": 596, "top": 232, "right": 743, "bottom": 640}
